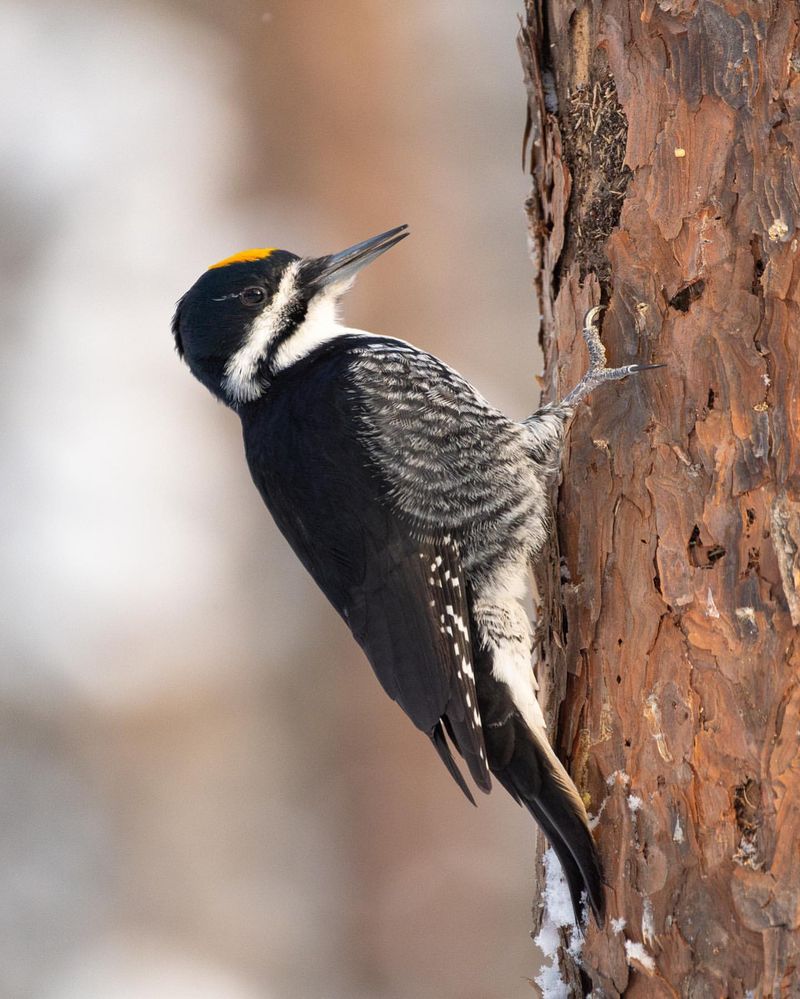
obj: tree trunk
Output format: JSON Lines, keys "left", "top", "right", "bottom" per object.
{"left": 520, "top": 1, "right": 800, "bottom": 994}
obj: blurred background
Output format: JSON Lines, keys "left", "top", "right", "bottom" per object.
{"left": 1, "top": 2, "right": 544, "bottom": 996}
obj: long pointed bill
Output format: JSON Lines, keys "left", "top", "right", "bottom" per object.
{"left": 312, "top": 225, "right": 409, "bottom": 290}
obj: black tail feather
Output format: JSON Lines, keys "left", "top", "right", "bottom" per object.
{"left": 509, "top": 717, "right": 603, "bottom": 925}
{"left": 442, "top": 713, "right": 492, "bottom": 795}
{"left": 478, "top": 677, "right": 605, "bottom": 925}
{"left": 430, "top": 722, "right": 476, "bottom": 806}
{"left": 525, "top": 757, "right": 605, "bottom": 925}
{"left": 493, "top": 763, "right": 594, "bottom": 925}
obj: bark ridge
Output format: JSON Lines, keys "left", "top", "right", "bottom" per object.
{"left": 520, "top": 0, "right": 800, "bottom": 994}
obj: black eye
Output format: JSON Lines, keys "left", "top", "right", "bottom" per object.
{"left": 239, "top": 286, "right": 265, "bottom": 307}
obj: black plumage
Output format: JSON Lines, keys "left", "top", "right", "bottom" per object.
{"left": 238, "top": 334, "right": 603, "bottom": 922}
{"left": 172, "top": 227, "right": 658, "bottom": 927}
{"left": 241, "top": 338, "right": 491, "bottom": 794}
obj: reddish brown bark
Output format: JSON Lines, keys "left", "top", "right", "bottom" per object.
{"left": 520, "top": 1, "right": 800, "bottom": 994}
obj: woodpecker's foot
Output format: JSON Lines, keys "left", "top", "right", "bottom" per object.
{"left": 560, "top": 306, "right": 663, "bottom": 409}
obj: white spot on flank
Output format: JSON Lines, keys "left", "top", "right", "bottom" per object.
{"left": 465, "top": 692, "right": 472, "bottom": 707}
{"left": 434, "top": 556, "right": 443, "bottom": 567}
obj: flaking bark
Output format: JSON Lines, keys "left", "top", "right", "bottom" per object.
{"left": 520, "top": 0, "right": 800, "bottom": 994}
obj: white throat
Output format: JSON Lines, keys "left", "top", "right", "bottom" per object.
{"left": 270, "top": 293, "right": 344, "bottom": 375}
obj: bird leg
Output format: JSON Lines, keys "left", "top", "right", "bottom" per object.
{"left": 560, "top": 306, "right": 662, "bottom": 409}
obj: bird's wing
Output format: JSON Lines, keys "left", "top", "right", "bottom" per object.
{"left": 346, "top": 339, "right": 540, "bottom": 540}
{"left": 347, "top": 519, "right": 490, "bottom": 797}
{"left": 243, "top": 342, "right": 492, "bottom": 796}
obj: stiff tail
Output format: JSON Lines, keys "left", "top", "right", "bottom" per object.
{"left": 513, "top": 721, "right": 604, "bottom": 925}
{"left": 477, "top": 673, "right": 605, "bottom": 925}
{"left": 430, "top": 722, "right": 477, "bottom": 806}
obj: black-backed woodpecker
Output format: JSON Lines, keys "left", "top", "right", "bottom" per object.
{"left": 172, "top": 225, "right": 660, "bottom": 925}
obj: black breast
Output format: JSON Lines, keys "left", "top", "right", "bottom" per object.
{"left": 239, "top": 341, "right": 376, "bottom": 608}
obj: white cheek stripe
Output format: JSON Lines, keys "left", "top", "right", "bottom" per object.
{"left": 222, "top": 262, "right": 300, "bottom": 403}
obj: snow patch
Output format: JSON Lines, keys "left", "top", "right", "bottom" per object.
{"left": 624, "top": 939, "right": 655, "bottom": 973}
{"left": 534, "top": 961, "right": 570, "bottom": 999}
{"left": 610, "top": 917, "right": 626, "bottom": 934}
{"left": 587, "top": 795, "right": 608, "bottom": 831}
{"left": 534, "top": 848, "right": 582, "bottom": 998}
{"left": 541, "top": 845, "right": 578, "bottom": 929}
{"left": 673, "top": 816, "right": 685, "bottom": 843}
{"left": 627, "top": 794, "right": 643, "bottom": 814}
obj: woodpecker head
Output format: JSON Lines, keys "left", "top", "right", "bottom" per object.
{"left": 172, "top": 224, "right": 408, "bottom": 406}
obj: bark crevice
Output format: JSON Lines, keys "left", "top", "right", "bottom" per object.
{"left": 520, "top": 0, "right": 800, "bottom": 993}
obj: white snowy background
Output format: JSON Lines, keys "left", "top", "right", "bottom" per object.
{"left": 0, "top": 2, "right": 546, "bottom": 996}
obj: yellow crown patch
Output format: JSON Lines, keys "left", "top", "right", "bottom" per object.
{"left": 208, "top": 248, "right": 277, "bottom": 270}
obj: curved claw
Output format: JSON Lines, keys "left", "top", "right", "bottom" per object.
{"left": 630, "top": 362, "right": 667, "bottom": 373}
{"left": 560, "top": 309, "right": 664, "bottom": 409}
{"left": 581, "top": 306, "right": 608, "bottom": 371}
{"left": 584, "top": 305, "right": 604, "bottom": 328}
